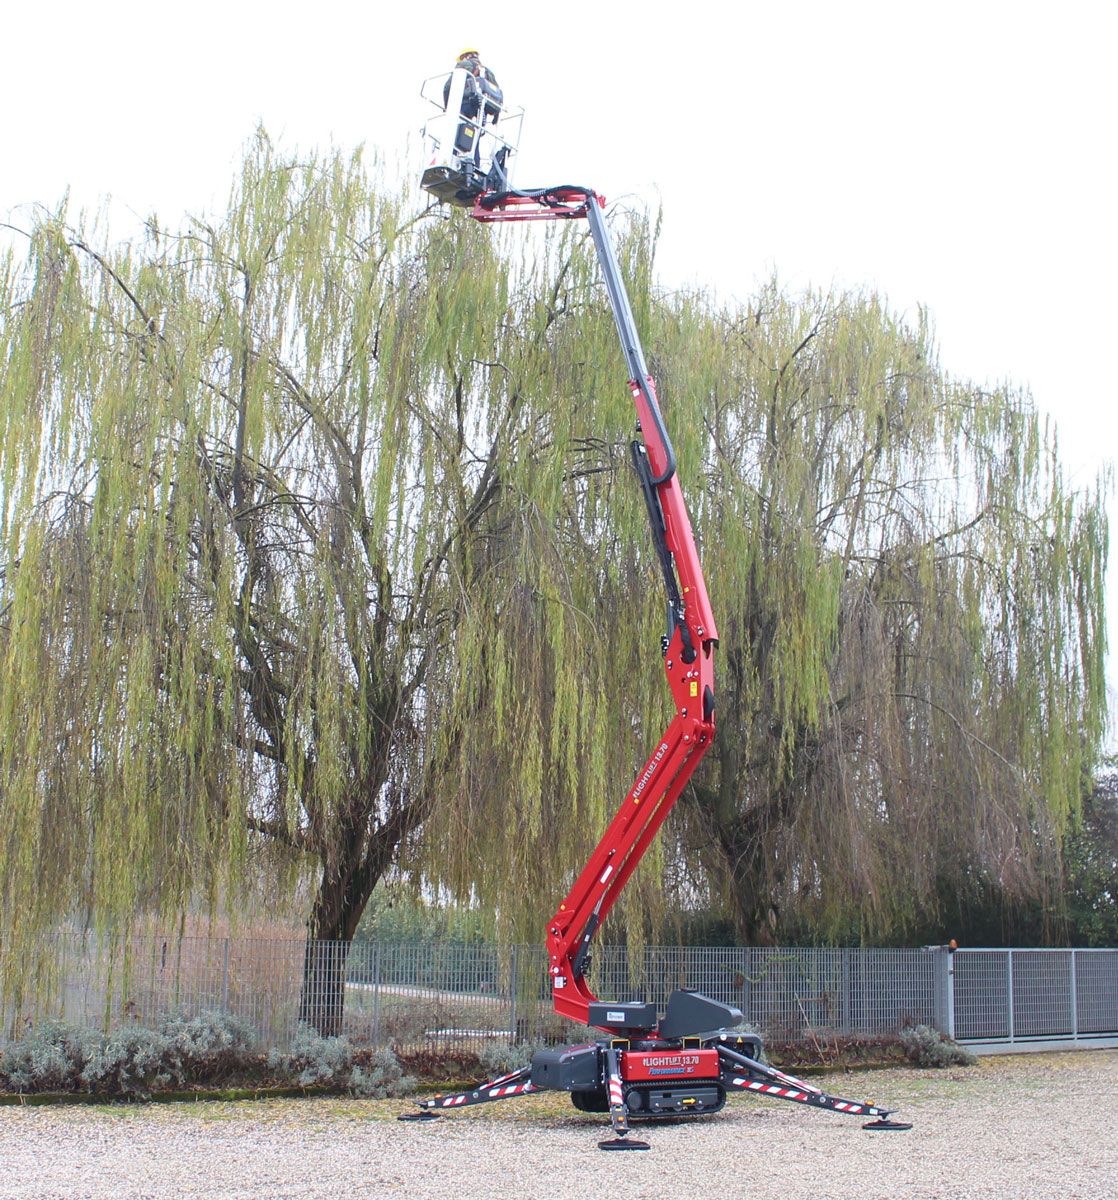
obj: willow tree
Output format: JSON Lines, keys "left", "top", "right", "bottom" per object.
{"left": 667, "top": 285, "right": 1109, "bottom": 943}
{"left": 0, "top": 135, "right": 619, "bottom": 1027}
{"left": 1, "top": 134, "right": 1108, "bottom": 1037}
{"left": 419, "top": 266, "right": 1109, "bottom": 948}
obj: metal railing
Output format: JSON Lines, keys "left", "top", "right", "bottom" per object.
{"left": 949, "top": 948, "right": 1118, "bottom": 1049}
{"left": 3, "top": 935, "right": 1114, "bottom": 1054}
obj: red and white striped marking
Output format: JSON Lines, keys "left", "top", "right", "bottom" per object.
{"left": 766, "top": 1068, "right": 823, "bottom": 1094}
{"left": 487, "top": 1071, "right": 518, "bottom": 1087}
{"left": 487, "top": 1083, "right": 536, "bottom": 1098}
{"left": 608, "top": 1077, "right": 624, "bottom": 1108}
{"left": 738, "top": 1079, "right": 809, "bottom": 1102}
{"left": 439, "top": 1095, "right": 469, "bottom": 1107}
{"left": 730, "top": 1078, "right": 868, "bottom": 1114}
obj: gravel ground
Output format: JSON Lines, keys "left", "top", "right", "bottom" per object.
{"left": 1, "top": 1050, "right": 1115, "bottom": 1200}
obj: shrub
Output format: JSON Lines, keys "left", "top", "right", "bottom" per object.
{"left": 1, "top": 1014, "right": 412, "bottom": 1098}
{"left": 477, "top": 1039, "right": 552, "bottom": 1078}
{"left": 80, "top": 1026, "right": 175, "bottom": 1097}
{"left": 0, "top": 1020, "right": 100, "bottom": 1092}
{"left": 269, "top": 1023, "right": 354, "bottom": 1087}
{"left": 350, "top": 1047, "right": 416, "bottom": 1098}
{"left": 161, "top": 1009, "right": 259, "bottom": 1084}
{"left": 0, "top": 1011, "right": 262, "bottom": 1096}
{"left": 899, "top": 1024, "right": 977, "bottom": 1068}
{"left": 268, "top": 1024, "right": 414, "bottom": 1097}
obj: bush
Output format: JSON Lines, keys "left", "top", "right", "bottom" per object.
{"left": 268, "top": 1024, "right": 414, "bottom": 1097}
{"left": 80, "top": 1026, "right": 175, "bottom": 1097}
{"left": 351, "top": 1047, "right": 416, "bottom": 1098}
{"left": 477, "top": 1039, "right": 552, "bottom": 1078}
{"left": 269, "top": 1024, "right": 354, "bottom": 1087}
{"left": 0, "top": 1013, "right": 411, "bottom": 1099}
{"left": 161, "top": 1009, "right": 259, "bottom": 1084}
{"left": 0, "top": 1020, "right": 100, "bottom": 1092}
{"left": 0, "top": 1010, "right": 263, "bottom": 1097}
{"left": 899, "top": 1024, "right": 977, "bottom": 1068}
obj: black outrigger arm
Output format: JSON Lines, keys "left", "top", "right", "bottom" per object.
{"left": 717, "top": 1045, "right": 912, "bottom": 1130}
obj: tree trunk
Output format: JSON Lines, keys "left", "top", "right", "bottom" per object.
{"left": 298, "top": 938, "right": 352, "bottom": 1036}
{"left": 296, "top": 785, "right": 422, "bottom": 1034}
{"left": 297, "top": 844, "right": 372, "bottom": 1035}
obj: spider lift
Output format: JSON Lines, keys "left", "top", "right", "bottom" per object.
{"left": 402, "top": 72, "right": 912, "bottom": 1151}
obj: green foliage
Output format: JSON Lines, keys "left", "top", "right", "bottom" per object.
{"left": 0, "top": 132, "right": 627, "bottom": 1012}
{"left": 1061, "top": 762, "right": 1118, "bottom": 945}
{"left": 356, "top": 889, "right": 490, "bottom": 945}
{"left": 668, "top": 286, "right": 1109, "bottom": 944}
{"left": 0, "top": 128, "right": 1109, "bottom": 1016}
{"left": 267, "top": 1023, "right": 414, "bottom": 1096}
{"left": 899, "top": 1024, "right": 977, "bottom": 1068}
{"left": 0, "top": 1021, "right": 101, "bottom": 1093}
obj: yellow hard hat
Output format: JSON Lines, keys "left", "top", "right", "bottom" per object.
{"left": 457, "top": 48, "right": 480, "bottom": 61}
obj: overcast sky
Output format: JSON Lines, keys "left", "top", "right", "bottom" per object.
{"left": 5, "top": 1, "right": 1116, "bottom": 745}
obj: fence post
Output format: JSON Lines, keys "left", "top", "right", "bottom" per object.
{"left": 932, "top": 948, "right": 952, "bottom": 1037}
{"left": 1006, "top": 950, "right": 1015, "bottom": 1043}
{"left": 372, "top": 942, "right": 381, "bottom": 1046}
{"left": 1070, "top": 949, "right": 1078, "bottom": 1042}
{"left": 841, "top": 948, "right": 852, "bottom": 1031}
{"left": 221, "top": 938, "right": 230, "bottom": 1011}
{"left": 741, "top": 946, "right": 752, "bottom": 1026}
{"left": 509, "top": 944, "right": 519, "bottom": 1040}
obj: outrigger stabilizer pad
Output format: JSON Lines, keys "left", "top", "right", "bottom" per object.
{"left": 862, "top": 1118, "right": 914, "bottom": 1131}
{"left": 598, "top": 1137, "right": 650, "bottom": 1151}
{"left": 397, "top": 1111, "right": 441, "bottom": 1122}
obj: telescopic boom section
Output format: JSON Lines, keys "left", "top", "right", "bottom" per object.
{"left": 471, "top": 187, "right": 717, "bottom": 1029}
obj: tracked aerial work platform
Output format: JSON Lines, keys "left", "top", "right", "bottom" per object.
{"left": 403, "top": 63, "right": 912, "bottom": 1151}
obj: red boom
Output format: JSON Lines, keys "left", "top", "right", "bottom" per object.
{"left": 470, "top": 188, "right": 717, "bottom": 1031}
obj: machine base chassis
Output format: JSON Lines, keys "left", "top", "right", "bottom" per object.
{"left": 399, "top": 1023, "right": 911, "bottom": 1148}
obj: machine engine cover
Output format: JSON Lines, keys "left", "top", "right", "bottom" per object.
{"left": 658, "top": 989, "right": 743, "bottom": 1038}
{"left": 531, "top": 1044, "right": 601, "bottom": 1092}
{"left": 587, "top": 1001, "right": 658, "bottom": 1032}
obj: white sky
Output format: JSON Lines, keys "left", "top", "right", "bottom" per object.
{"left": 4, "top": 0, "right": 1116, "bottom": 747}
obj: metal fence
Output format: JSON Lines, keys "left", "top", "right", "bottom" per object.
{"left": 949, "top": 948, "right": 1118, "bottom": 1050}
{"left": 3, "top": 935, "right": 1115, "bottom": 1055}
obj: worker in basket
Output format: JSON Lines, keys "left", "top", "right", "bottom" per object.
{"left": 445, "top": 48, "right": 503, "bottom": 151}
{"left": 446, "top": 50, "right": 507, "bottom": 183}
{"left": 420, "top": 50, "right": 509, "bottom": 206}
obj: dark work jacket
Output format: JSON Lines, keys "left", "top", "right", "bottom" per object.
{"left": 444, "top": 64, "right": 503, "bottom": 123}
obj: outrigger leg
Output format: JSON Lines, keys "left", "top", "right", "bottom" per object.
{"left": 717, "top": 1046, "right": 913, "bottom": 1131}
{"left": 598, "top": 1044, "right": 649, "bottom": 1152}
{"left": 397, "top": 1064, "right": 538, "bottom": 1122}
